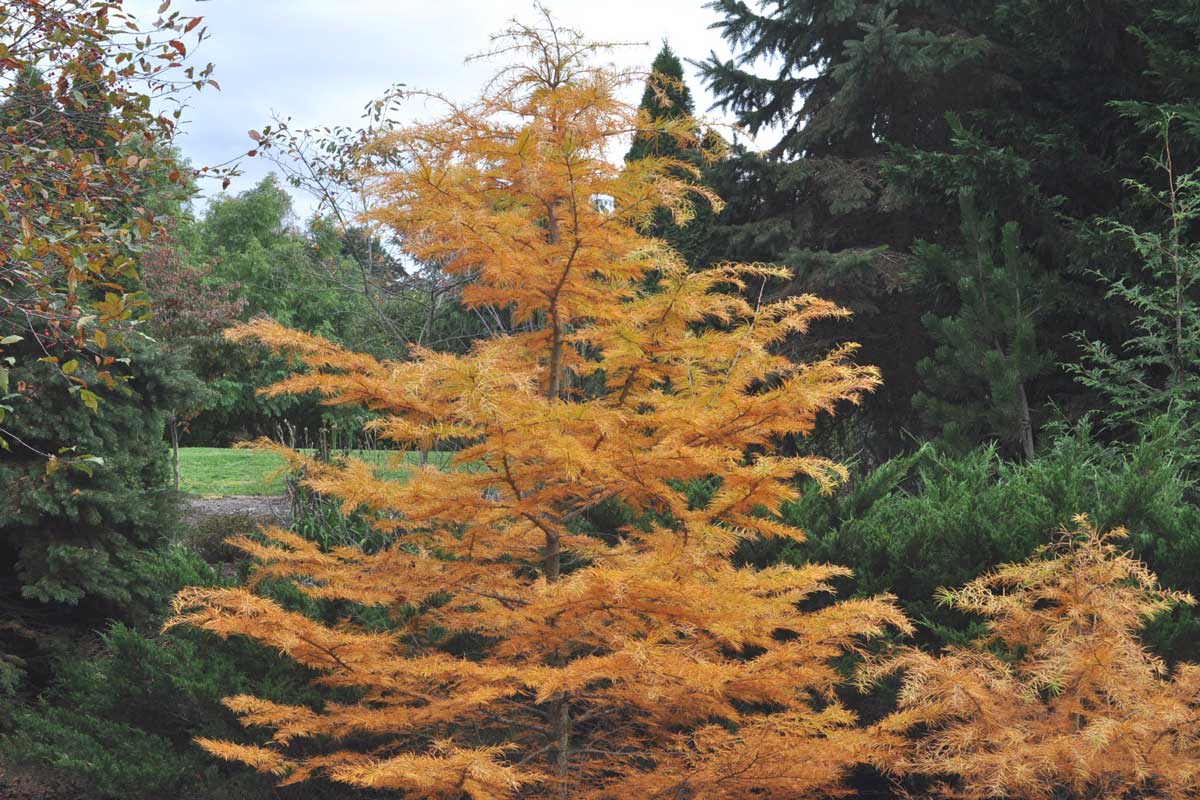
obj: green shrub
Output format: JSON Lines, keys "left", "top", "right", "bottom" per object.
{"left": 0, "top": 335, "right": 200, "bottom": 610}
{"left": 286, "top": 475, "right": 389, "bottom": 554}
{"left": 774, "top": 422, "right": 1200, "bottom": 658}
{"left": 0, "top": 547, "right": 350, "bottom": 800}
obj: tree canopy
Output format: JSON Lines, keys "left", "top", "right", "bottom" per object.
{"left": 169, "top": 12, "right": 908, "bottom": 797}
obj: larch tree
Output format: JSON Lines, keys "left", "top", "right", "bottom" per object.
{"left": 870, "top": 516, "right": 1200, "bottom": 800}
{"left": 169, "top": 11, "right": 908, "bottom": 799}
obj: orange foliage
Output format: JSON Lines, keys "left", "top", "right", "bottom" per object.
{"left": 169, "top": 10, "right": 908, "bottom": 798}
{"left": 871, "top": 516, "right": 1200, "bottom": 799}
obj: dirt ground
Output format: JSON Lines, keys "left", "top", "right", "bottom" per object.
{"left": 0, "top": 761, "right": 92, "bottom": 800}
{"left": 178, "top": 494, "right": 293, "bottom": 572}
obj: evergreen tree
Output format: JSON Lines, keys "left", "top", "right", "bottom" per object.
{"left": 914, "top": 189, "right": 1053, "bottom": 459}
{"left": 627, "top": 43, "right": 695, "bottom": 162}
{"left": 0, "top": 334, "right": 201, "bottom": 610}
{"left": 625, "top": 43, "right": 719, "bottom": 267}
{"left": 0, "top": 332, "right": 206, "bottom": 706}
{"left": 1070, "top": 117, "right": 1200, "bottom": 441}
{"left": 1114, "top": 0, "right": 1200, "bottom": 151}
{"left": 698, "top": 0, "right": 1200, "bottom": 456}
{"left": 777, "top": 420, "right": 1200, "bottom": 661}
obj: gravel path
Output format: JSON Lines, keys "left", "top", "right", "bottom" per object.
{"left": 184, "top": 494, "right": 291, "bottom": 522}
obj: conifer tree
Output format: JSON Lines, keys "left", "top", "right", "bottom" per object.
{"left": 699, "top": 0, "right": 1199, "bottom": 458}
{"left": 1070, "top": 117, "right": 1200, "bottom": 437}
{"left": 627, "top": 43, "right": 694, "bottom": 163}
{"left": 914, "top": 189, "right": 1052, "bottom": 460}
{"left": 1115, "top": 1, "right": 1200, "bottom": 154}
{"left": 170, "top": 11, "right": 908, "bottom": 799}
{"left": 870, "top": 516, "right": 1200, "bottom": 799}
{"left": 625, "top": 42, "right": 719, "bottom": 268}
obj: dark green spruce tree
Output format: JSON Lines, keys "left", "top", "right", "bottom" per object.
{"left": 625, "top": 42, "right": 719, "bottom": 268}
{"left": 0, "top": 335, "right": 201, "bottom": 610}
{"left": 698, "top": 2, "right": 997, "bottom": 458}
{"left": 698, "top": 0, "right": 1200, "bottom": 457}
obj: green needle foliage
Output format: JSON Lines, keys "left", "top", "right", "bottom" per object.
{"left": 626, "top": 43, "right": 720, "bottom": 268}
{"left": 914, "top": 188, "right": 1054, "bottom": 459}
{"left": 698, "top": 0, "right": 1200, "bottom": 457}
{"left": 0, "top": 336, "right": 201, "bottom": 609}
{"left": 1070, "top": 117, "right": 1200, "bottom": 442}
{"left": 777, "top": 421, "right": 1200, "bottom": 661}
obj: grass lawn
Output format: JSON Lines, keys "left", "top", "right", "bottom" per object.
{"left": 176, "top": 447, "right": 451, "bottom": 497}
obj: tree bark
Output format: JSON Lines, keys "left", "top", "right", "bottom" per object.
{"left": 546, "top": 202, "right": 563, "bottom": 399}
{"left": 542, "top": 191, "right": 571, "bottom": 792}
{"left": 1017, "top": 382, "right": 1034, "bottom": 461}
{"left": 169, "top": 416, "right": 181, "bottom": 491}
{"left": 547, "top": 308, "right": 563, "bottom": 399}
{"left": 552, "top": 694, "right": 571, "bottom": 796}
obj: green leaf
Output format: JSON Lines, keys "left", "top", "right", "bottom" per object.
{"left": 0, "top": 335, "right": 22, "bottom": 345}
{"left": 62, "top": 359, "right": 79, "bottom": 375}
{"left": 79, "top": 389, "right": 100, "bottom": 413}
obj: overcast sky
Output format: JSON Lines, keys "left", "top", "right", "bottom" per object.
{"left": 142, "top": 0, "right": 756, "bottom": 219}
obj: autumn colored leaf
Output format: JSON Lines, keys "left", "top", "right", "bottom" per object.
{"left": 0, "top": 0, "right": 225, "bottom": 435}
{"left": 173, "top": 10, "right": 906, "bottom": 800}
{"left": 868, "top": 516, "right": 1200, "bottom": 800}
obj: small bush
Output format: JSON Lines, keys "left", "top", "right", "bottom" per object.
{"left": 776, "top": 422, "right": 1200, "bottom": 659}
{"left": 0, "top": 541, "right": 357, "bottom": 800}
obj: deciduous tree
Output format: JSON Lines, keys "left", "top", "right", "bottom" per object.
{"left": 170, "top": 11, "right": 908, "bottom": 799}
{"left": 871, "top": 516, "right": 1200, "bottom": 799}
{"left": 141, "top": 238, "right": 246, "bottom": 486}
{"left": 0, "top": 0, "right": 218, "bottom": 445}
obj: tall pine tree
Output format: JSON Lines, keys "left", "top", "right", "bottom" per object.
{"left": 913, "top": 189, "right": 1053, "bottom": 460}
